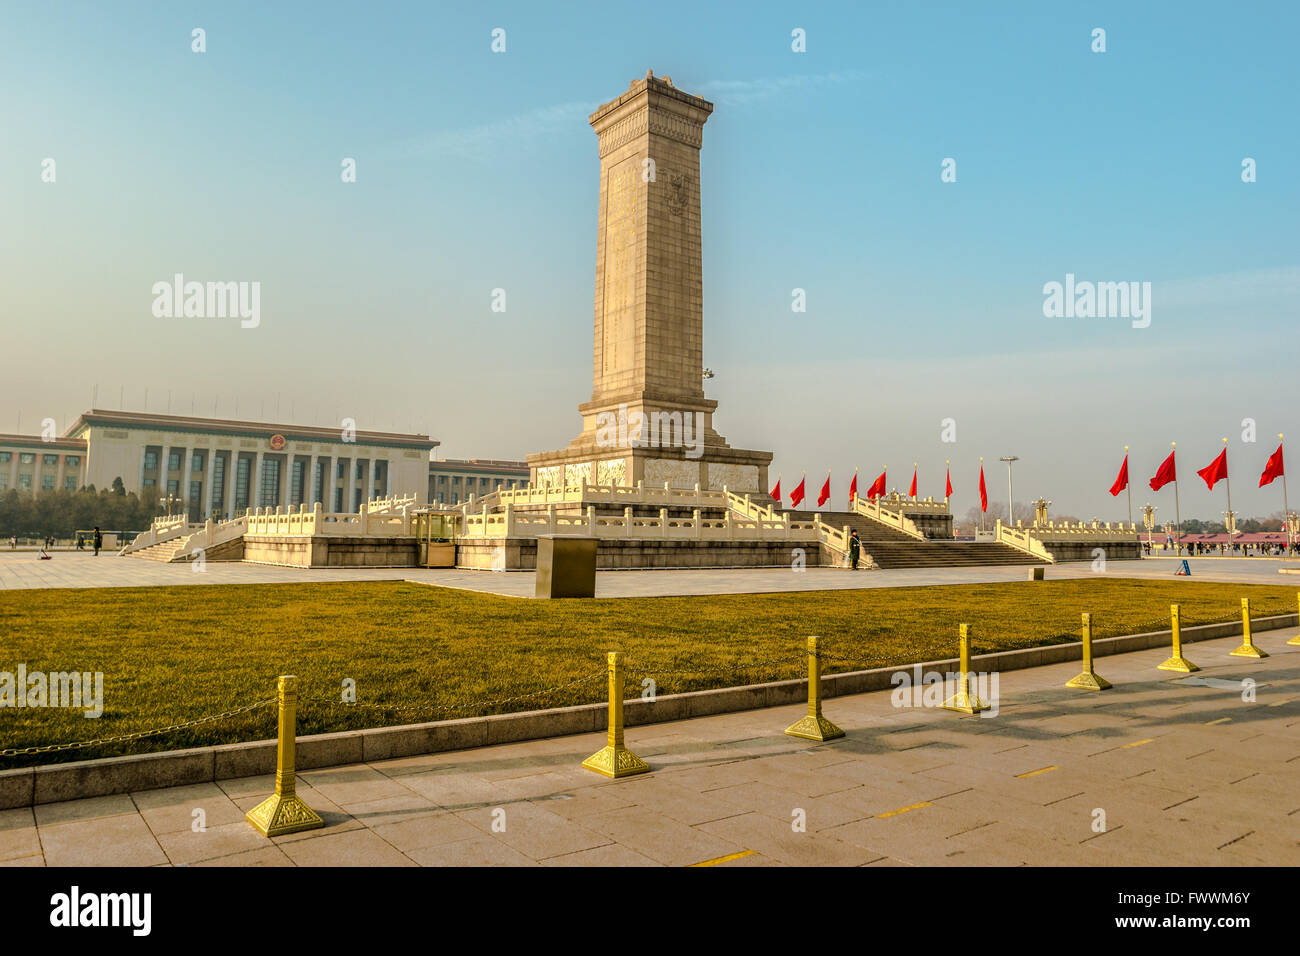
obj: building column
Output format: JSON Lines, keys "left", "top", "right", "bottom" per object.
{"left": 182, "top": 445, "right": 196, "bottom": 520}
{"left": 252, "top": 451, "right": 264, "bottom": 510}
{"left": 308, "top": 454, "right": 319, "bottom": 507}
{"left": 367, "top": 456, "right": 376, "bottom": 502}
{"left": 32, "top": 453, "right": 42, "bottom": 494}
{"left": 9, "top": 452, "right": 19, "bottom": 492}
{"left": 226, "top": 453, "right": 238, "bottom": 517}
{"left": 385, "top": 457, "right": 393, "bottom": 498}
{"left": 137, "top": 446, "right": 148, "bottom": 497}
{"left": 205, "top": 447, "right": 217, "bottom": 520}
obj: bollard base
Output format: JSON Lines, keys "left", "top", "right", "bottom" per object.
{"left": 784, "top": 714, "right": 846, "bottom": 741}
{"left": 941, "top": 691, "right": 989, "bottom": 714}
{"left": 246, "top": 792, "right": 324, "bottom": 837}
{"left": 1289, "top": 633, "right": 1300, "bottom": 646}
{"left": 1229, "top": 643, "right": 1268, "bottom": 659}
{"left": 1066, "top": 670, "right": 1112, "bottom": 690}
{"left": 582, "top": 745, "right": 650, "bottom": 778}
{"left": 1157, "top": 655, "right": 1199, "bottom": 673}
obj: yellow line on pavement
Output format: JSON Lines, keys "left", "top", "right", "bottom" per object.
{"left": 1015, "top": 765, "right": 1060, "bottom": 778}
{"left": 1205, "top": 717, "right": 1232, "bottom": 726}
{"left": 688, "top": 849, "right": 755, "bottom": 867}
{"left": 1122, "top": 739, "right": 1155, "bottom": 749}
{"left": 877, "top": 801, "right": 931, "bottom": 818}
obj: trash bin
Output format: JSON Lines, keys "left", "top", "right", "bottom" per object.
{"left": 535, "top": 534, "right": 597, "bottom": 598}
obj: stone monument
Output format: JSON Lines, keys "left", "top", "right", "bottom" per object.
{"left": 528, "top": 71, "right": 772, "bottom": 493}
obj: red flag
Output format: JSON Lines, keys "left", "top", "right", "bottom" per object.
{"left": 848, "top": 471, "right": 858, "bottom": 506}
{"left": 1196, "top": 448, "right": 1228, "bottom": 491}
{"left": 908, "top": 467, "right": 917, "bottom": 498}
{"left": 1109, "top": 455, "right": 1129, "bottom": 497}
{"left": 1260, "top": 443, "right": 1285, "bottom": 487}
{"left": 978, "top": 464, "right": 987, "bottom": 512}
{"left": 789, "top": 476, "right": 806, "bottom": 508}
{"left": 867, "top": 470, "right": 886, "bottom": 500}
{"left": 1149, "top": 449, "right": 1177, "bottom": 492}
{"left": 817, "top": 474, "right": 831, "bottom": 508}
{"left": 769, "top": 477, "right": 781, "bottom": 502}
{"left": 945, "top": 467, "right": 953, "bottom": 498}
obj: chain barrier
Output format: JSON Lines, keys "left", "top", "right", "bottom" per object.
{"left": 0, "top": 697, "right": 275, "bottom": 757}
{"left": 299, "top": 670, "right": 607, "bottom": 718}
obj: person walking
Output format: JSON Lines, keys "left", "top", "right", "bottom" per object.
{"left": 849, "top": 528, "right": 861, "bottom": 570}
{"left": 92, "top": 526, "right": 102, "bottom": 557}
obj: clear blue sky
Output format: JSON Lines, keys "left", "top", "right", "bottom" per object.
{"left": 2, "top": 1, "right": 1296, "bottom": 521}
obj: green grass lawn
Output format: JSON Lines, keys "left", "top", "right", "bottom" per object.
{"left": 1, "top": 578, "right": 1296, "bottom": 767}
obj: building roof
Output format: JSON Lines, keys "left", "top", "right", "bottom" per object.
{"left": 64, "top": 409, "right": 438, "bottom": 452}
{"left": 429, "top": 458, "right": 529, "bottom": 474}
{"left": 0, "top": 434, "right": 89, "bottom": 452}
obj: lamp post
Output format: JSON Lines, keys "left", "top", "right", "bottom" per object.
{"left": 1142, "top": 503, "right": 1157, "bottom": 554}
{"left": 999, "top": 456, "right": 1018, "bottom": 526}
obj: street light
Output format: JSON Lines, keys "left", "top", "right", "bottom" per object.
{"left": 999, "top": 456, "right": 1019, "bottom": 526}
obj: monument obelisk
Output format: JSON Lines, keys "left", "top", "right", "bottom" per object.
{"left": 528, "top": 71, "right": 772, "bottom": 493}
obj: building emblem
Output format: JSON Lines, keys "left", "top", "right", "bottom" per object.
{"left": 269, "top": 434, "right": 286, "bottom": 450}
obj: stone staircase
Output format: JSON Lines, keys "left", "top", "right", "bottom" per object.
{"left": 129, "top": 538, "right": 192, "bottom": 562}
{"left": 784, "top": 509, "right": 1044, "bottom": 569}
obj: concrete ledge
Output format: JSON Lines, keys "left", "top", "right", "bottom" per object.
{"left": 2, "top": 612, "right": 1294, "bottom": 809}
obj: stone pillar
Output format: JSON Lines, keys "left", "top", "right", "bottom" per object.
{"left": 308, "top": 454, "right": 319, "bottom": 506}
{"left": 182, "top": 445, "right": 195, "bottom": 520}
{"left": 137, "top": 446, "right": 148, "bottom": 497}
{"left": 225, "top": 453, "right": 237, "bottom": 517}
{"left": 253, "top": 451, "right": 264, "bottom": 509}
{"left": 367, "top": 456, "right": 376, "bottom": 502}
{"left": 205, "top": 447, "right": 217, "bottom": 519}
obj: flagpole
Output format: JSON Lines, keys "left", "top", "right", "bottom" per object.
{"left": 979, "top": 456, "right": 984, "bottom": 534}
{"left": 945, "top": 458, "right": 950, "bottom": 507}
{"left": 1124, "top": 444, "right": 1132, "bottom": 529}
{"left": 1171, "top": 442, "right": 1182, "bottom": 554}
{"left": 1281, "top": 434, "right": 1291, "bottom": 552}
{"left": 1222, "top": 437, "right": 1232, "bottom": 533}
{"left": 912, "top": 461, "right": 917, "bottom": 501}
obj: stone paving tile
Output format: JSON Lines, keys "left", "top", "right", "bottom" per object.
{"left": 542, "top": 842, "right": 663, "bottom": 866}
{"left": 592, "top": 776, "right": 748, "bottom": 827}
{"left": 297, "top": 765, "right": 416, "bottom": 808}
{"left": 40, "top": 813, "right": 168, "bottom": 867}
{"left": 193, "top": 846, "right": 294, "bottom": 867}
{"left": 581, "top": 806, "right": 746, "bottom": 867}
{"left": 339, "top": 792, "right": 440, "bottom": 829}
{"left": 449, "top": 800, "right": 613, "bottom": 861}
{"left": 277, "top": 828, "right": 416, "bottom": 867}
{"left": 696, "top": 812, "right": 884, "bottom": 867}
{"left": 131, "top": 782, "right": 247, "bottom": 835}
{"left": 33, "top": 793, "right": 138, "bottom": 827}
{"left": 368, "top": 810, "right": 487, "bottom": 854}
{"left": 0, "top": 808, "right": 41, "bottom": 863}
{"left": 405, "top": 835, "right": 538, "bottom": 867}
{"left": 157, "top": 821, "right": 271, "bottom": 866}
{"left": 4, "top": 855, "right": 46, "bottom": 866}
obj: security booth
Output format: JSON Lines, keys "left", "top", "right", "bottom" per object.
{"left": 412, "top": 509, "right": 459, "bottom": 568}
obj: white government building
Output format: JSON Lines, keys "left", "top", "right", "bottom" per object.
{"left": 0, "top": 410, "right": 438, "bottom": 520}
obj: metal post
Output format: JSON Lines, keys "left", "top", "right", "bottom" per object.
{"left": 245, "top": 675, "right": 323, "bottom": 836}
{"left": 1230, "top": 598, "right": 1268, "bottom": 658}
{"left": 942, "top": 624, "right": 990, "bottom": 713}
{"left": 1158, "top": 603, "right": 1198, "bottom": 672}
{"left": 1066, "top": 612, "right": 1112, "bottom": 690}
{"left": 785, "top": 636, "right": 845, "bottom": 740}
{"left": 582, "top": 652, "right": 649, "bottom": 777}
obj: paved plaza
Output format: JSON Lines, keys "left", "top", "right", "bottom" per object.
{"left": 3, "top": 628, "right": 1296, "bottom": 867}
{"left": 0, "top": 552, "right": 1296, "bottom": 598}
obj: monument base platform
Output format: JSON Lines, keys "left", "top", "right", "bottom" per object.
{"left": 455, "top": 536, "right": 824, "bottom": 571}
{"left": 526, "top": 444, "right": 772, "bottom": 495}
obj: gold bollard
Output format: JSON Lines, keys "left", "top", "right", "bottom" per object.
{"left": 582, "top": 652, "right": 650, "bottom": 777}
{"left": 246, "top": 675, "right": 324, "bottom": 837}
{"left": 1288, "top": 592, "right": 1300, "bottom": 647}
{"left": 785, "top": 636, "right": 846, "bottom": 741}
{"left": 942, "top": 624, "right": 990, "bottom": 713}
{"left": 1066, "top": 612, "right": 1112, "bottom": 690}
{"left": 1158, "top": 603, "right": 1199, "bottom": 672}
{"left": 1230, "top": 598, "right": 1269, "bottom": 658}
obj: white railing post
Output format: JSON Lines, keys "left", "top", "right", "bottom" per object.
{"left": 587, "top": 504, "right": 596, "bottom": 535}
{"left": 694, "top": 508, "right": 702, "bottom": 539}
{"left": 625, "top": 506, "right": 633, "bottom": 538}
{"left": 660, "top": 507, "right": 669, "bottom": 539}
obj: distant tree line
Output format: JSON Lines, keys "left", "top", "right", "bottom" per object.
{"left": 0, "top": 480, "right": 160, "bottom": 537}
